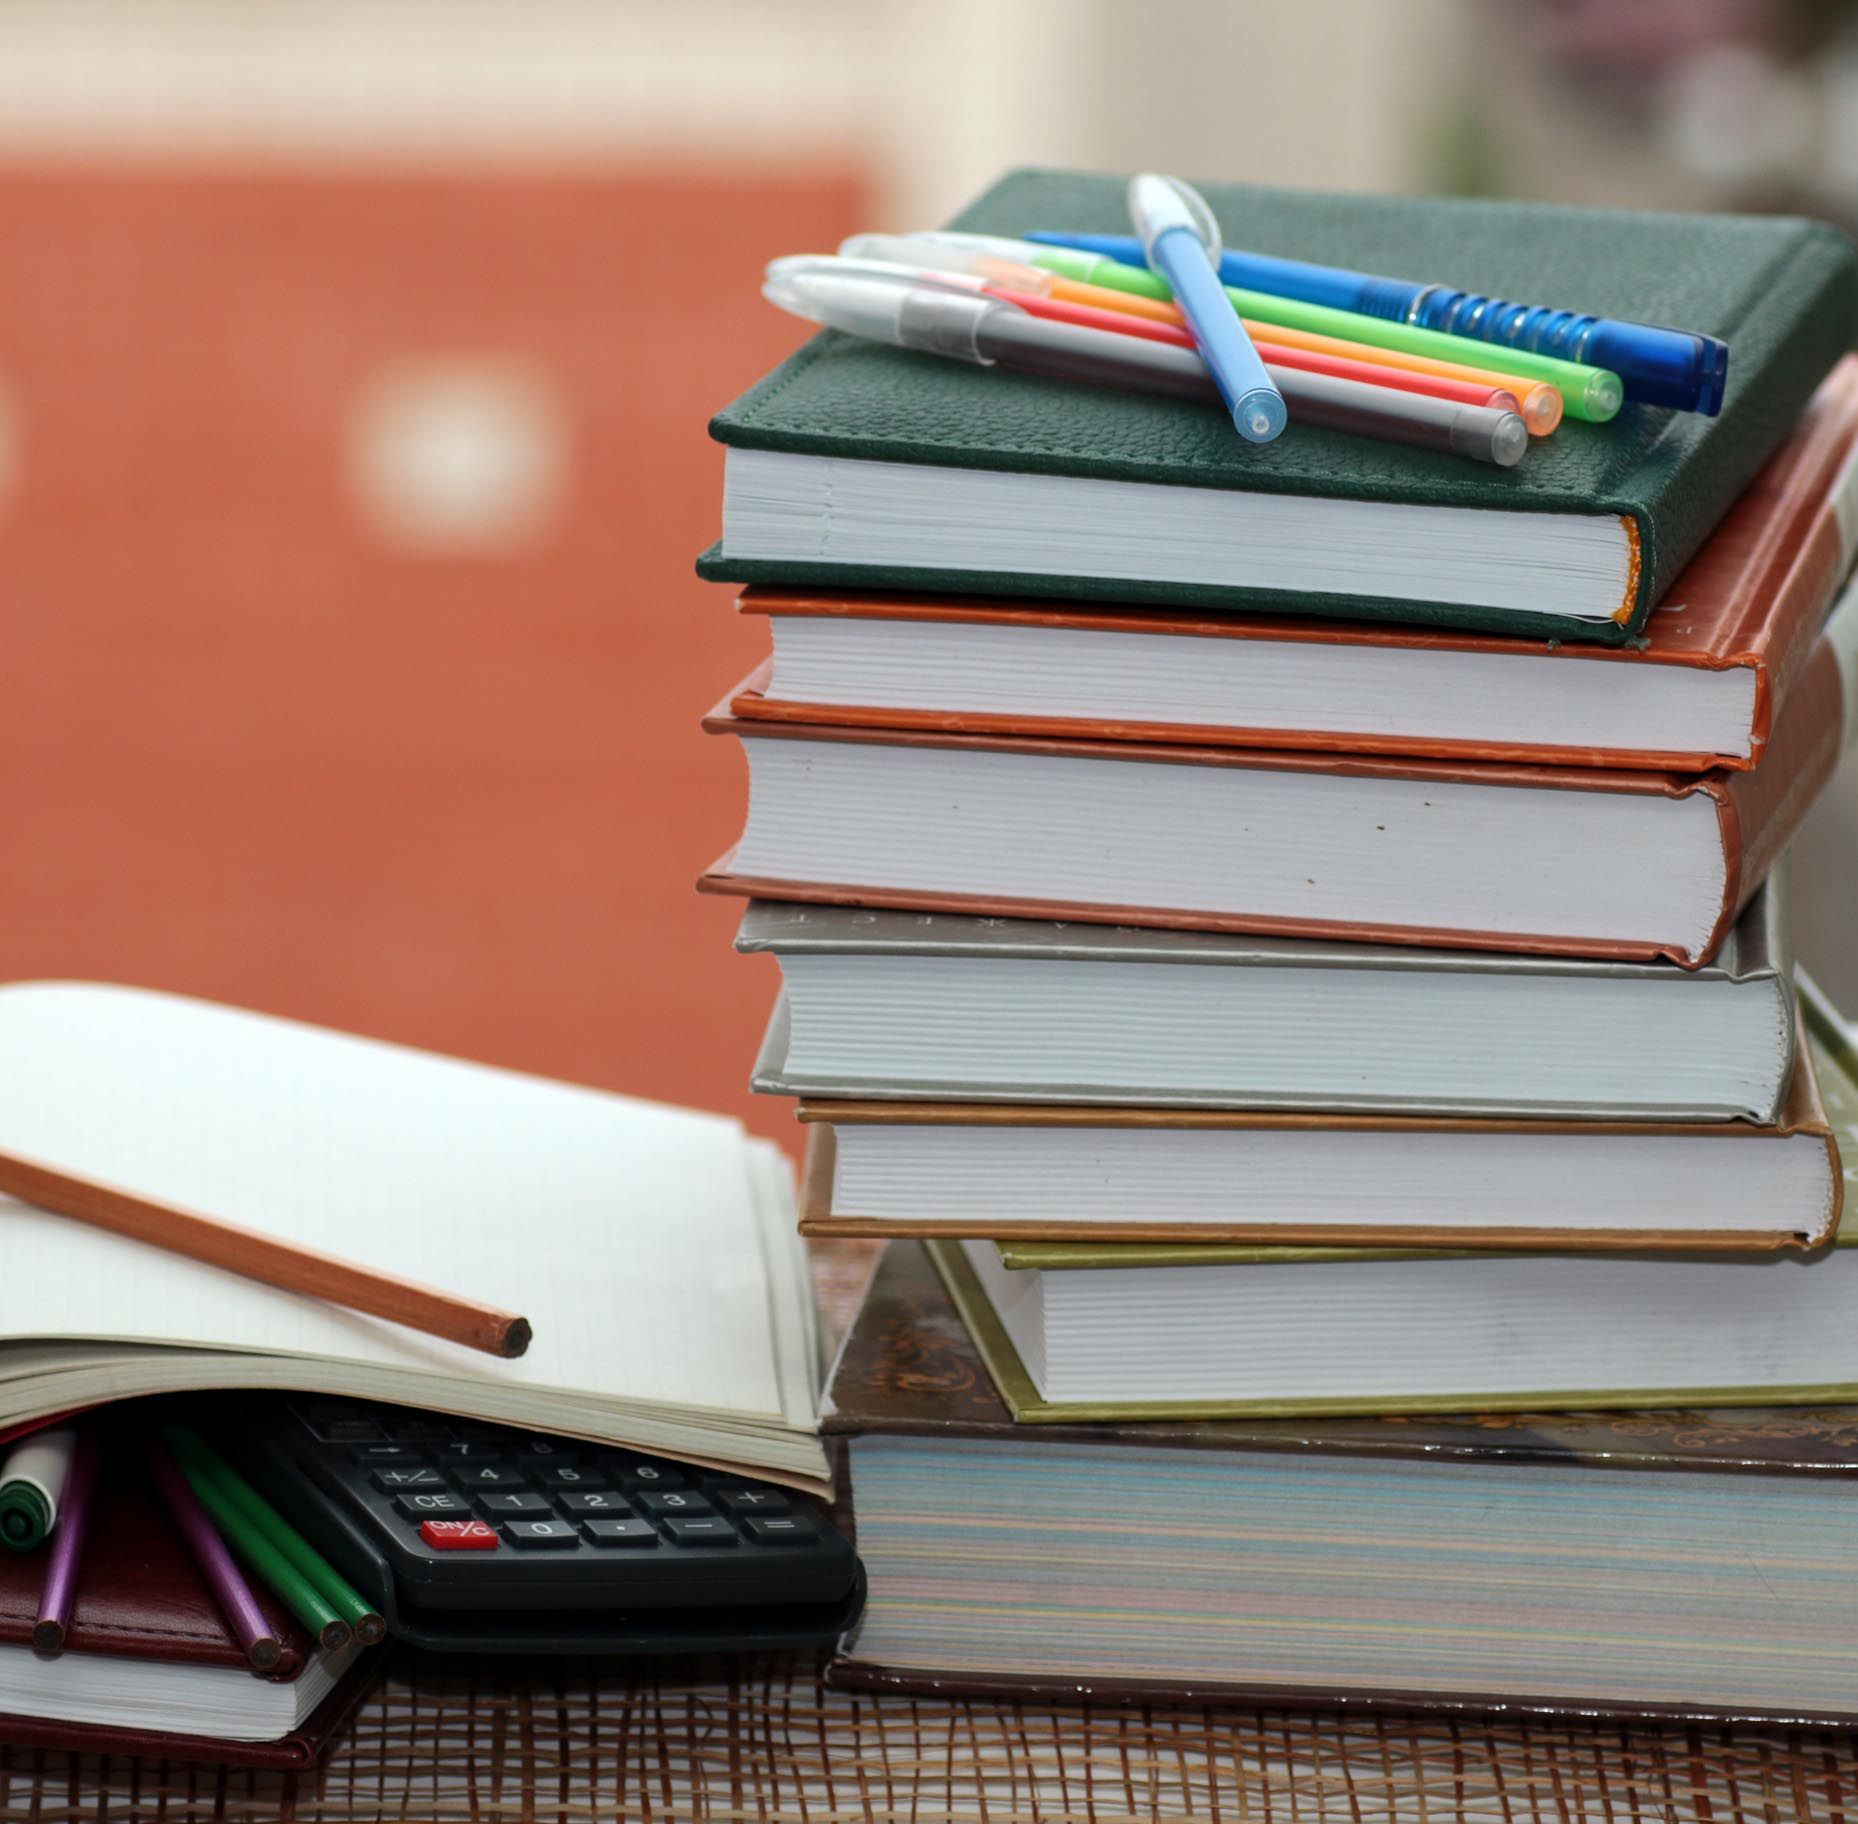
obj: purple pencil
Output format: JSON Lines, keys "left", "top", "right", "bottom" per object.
{"left": 31, "top": 1426, "right": 102, "bottom": 1653}
{"left": 140, "top": 1429, "right": 281, "bottom": 1672}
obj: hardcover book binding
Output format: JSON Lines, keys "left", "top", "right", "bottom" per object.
{"left": 823, "top": 1239, "right": 1858, "bottom": 1724}
{"left": 918, "top": 1001, "right": 1858, "bottom": 1418}
{"left": 794, "top": 1018, "right": 1840, "bottom": 1253}
{"left": 701, "top": 168, "right": 1858, "bottom": 644}
{"left": 727, "top": 357, "right": 1858, "bottom": 771}
{"left": 738, "top": 875, "right": 1795, "bottom": 1120}
{"left": 700, "top": 595, "right": 1852, "bottom": 967}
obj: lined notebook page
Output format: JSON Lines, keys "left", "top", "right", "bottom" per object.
{"left": 0, "top": 983, "right": 795, "bottom": 1425}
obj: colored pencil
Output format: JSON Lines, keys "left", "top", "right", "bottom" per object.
{"left": 0, "top": 1149, "right": 531, "bottom": 1359}
{"left": 141, "top": 1430, "right": 284, "bottom": 1671}
{"left": 30, "top": 1426, "right": 101, "bottom": 1653}
{"left": 165, "top": 1424, "right": 386, "bottom": 1646}
{"left": 164, "top": 1441, "right": 352, "bottom": 1653}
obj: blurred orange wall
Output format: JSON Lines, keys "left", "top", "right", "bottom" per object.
{"left": 0, "top": 164, "right": 864, "bottom": 1154}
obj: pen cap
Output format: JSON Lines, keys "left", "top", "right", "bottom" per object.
{"left": 763, "top": 268, "right": 914, "bottom": 341}
{"left": 763, "top": 268, "right": 1002, "bottom": 363}
{"left": 767, "top": 253, "right": 988, "bottom": 296}
{"left": 838, "top": 234, "right": 1056, "bottom": 295}
{"left": 0, "top": 1482, "right": 49, "bottom": 1551}
{"left": 1127, "top": 174, "right": 1221, "bottom": 263}
{"left": 1585, "top": 321, "right": 1729, "bottom": 415}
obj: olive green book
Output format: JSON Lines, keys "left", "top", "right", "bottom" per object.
{"left": 927, "top": 979, "right": 1858, "bottom": 1422}
{"left": 700, "top": 167, "right": 1858, "bottom": 644}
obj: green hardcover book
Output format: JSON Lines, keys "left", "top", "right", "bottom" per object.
{"left": 925, "top": 978, "right": 1858, "bottom": 1423}
{"left": 700, "top": 167, "right": 1858, "bottom": 644}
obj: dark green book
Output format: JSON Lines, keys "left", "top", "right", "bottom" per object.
{"left": 700, "top": 168, "right": 1858, "bottom": 644}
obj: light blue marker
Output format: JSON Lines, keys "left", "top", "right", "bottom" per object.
{"left": 1126, "top": 173, "right": 1286, "bottom": 443}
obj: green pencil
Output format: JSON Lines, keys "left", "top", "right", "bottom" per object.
{"left": 163, "top": 1427, "right": 356, "bottom": 1652}
{"left": 164, "top": 1424, "right": 386, "bottom": 1647}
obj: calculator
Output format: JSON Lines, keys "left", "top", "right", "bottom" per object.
{"left": 226, "top": 1397, "right": 863, "bottom": 1654}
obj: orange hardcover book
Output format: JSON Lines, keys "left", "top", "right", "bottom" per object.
{"left": 699, "top": 583, "right": 1852, "bottom": 969}
{"left": 728, "top": 359, "right": 1858, "bottom": 774}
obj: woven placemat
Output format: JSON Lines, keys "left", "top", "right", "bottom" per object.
{"left": 8, "top": 1243, "right": 1858, "bottom": 1821}
{"left": 4, "top": 1653, "right": 1858, "bottom": 1823}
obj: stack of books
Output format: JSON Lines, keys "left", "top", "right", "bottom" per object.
{"left": 699, "top": 170, "right": 1858, "bottom": 1722}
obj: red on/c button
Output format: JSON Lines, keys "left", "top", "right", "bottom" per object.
{"left": 421, "top": 1519, "right": 499, "bottom": 1550}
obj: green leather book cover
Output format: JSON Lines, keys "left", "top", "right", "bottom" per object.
{"left": 701, "top": 167, "right": 1858, "bottom": 644}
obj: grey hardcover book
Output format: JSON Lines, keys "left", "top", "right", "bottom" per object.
{"left": 739, "top": 868, "right": 1795, "bottom": 1121}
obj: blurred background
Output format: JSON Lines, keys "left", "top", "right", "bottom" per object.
{"left": 0, "top": 0, "right": 1853, "bottom": 1158}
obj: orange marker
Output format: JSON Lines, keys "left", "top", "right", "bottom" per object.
{"left": 986, "top": 286, "right": 1525, "bottom": 417}
{"left": 838, "top": 232, "right": 1560, "bottom": 436}
{"left": 1014, "top": 266, "right": 1561, "bottom": 435}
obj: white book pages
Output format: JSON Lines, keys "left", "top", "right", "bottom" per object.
{"left": 0, "top": 983, "right": 824, "bottom": 1483}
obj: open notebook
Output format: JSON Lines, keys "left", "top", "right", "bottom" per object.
{"left": 0, "top": 984, "right": 827, "bottom": 1492}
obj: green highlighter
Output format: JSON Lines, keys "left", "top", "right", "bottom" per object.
{"left": 921, "top": 231, "right": 1624, "bottom": 422}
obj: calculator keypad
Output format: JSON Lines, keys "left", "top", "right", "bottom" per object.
{"left": 284, "top": 1400, "right": 850, "bottom": 1579}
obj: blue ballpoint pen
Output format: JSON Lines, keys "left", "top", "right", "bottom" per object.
{"left": 1026, "top": 228, "right": 1730, "bottom": 415}
{"left": 1125, "top": 175, "right": 1286, "bottom": 443}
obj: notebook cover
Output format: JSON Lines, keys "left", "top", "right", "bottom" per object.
{"left": 793, "top": 1015, "right": 1839, "bottom": 1253}
{"left": 701, "top": 643, "right": 1847, "bottom": 968}
{"left": 0, "top": 1461, "right": 309, "bottom": 1677}
{"left": 741, "top": 875, "right": 1791, "bottom": 1119}
{"left": 0, "top": 1658, "right": 377, "bottom": 1771}
{"left": 823, "top": 1237, "right": 1858, "bottom": 1723}
{"left": 700, "top": 168, "right": 1858, "bottom": 644}
{"left": 0, "top": 1454, "right": 374, "bottom": 1767}
{"left": 730, "top": 359, "right": 1858, "bottom": 769}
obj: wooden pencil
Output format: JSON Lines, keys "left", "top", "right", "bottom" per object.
{"left": 0, "top": 1150, "right": 531, "bottom": 1359}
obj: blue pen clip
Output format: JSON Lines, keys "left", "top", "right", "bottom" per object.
{"left": 1126, "top": 175, "right": 1286, "bottom": 443}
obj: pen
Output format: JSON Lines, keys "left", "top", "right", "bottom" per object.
{"left": 778, "top": 255, "right": 1526, "bottom": 419}
{"left": 1027, "top": 228, "right": 1728, "bottom": 414}
{"left": 763, "top": 267, "right": 1527, "bottom": 466}
{"left": 841, "top": 234, "right": 1562, "bottom": 433}
{"left": 1, "top": 1425, "right": 78, "bottom": 1552}
{"left": 915, "top": 232, "right": 1622, "bottom": 422}
{"left": 31, "top": 1426, "right": 101, "bottom": 1653}
{"left": 1125, "top": 174, "right": 1284, "bottom": 443}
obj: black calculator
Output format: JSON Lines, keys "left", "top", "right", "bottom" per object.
{"left": 226, "top": 1397, "right": 863, "bottom": 1654}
